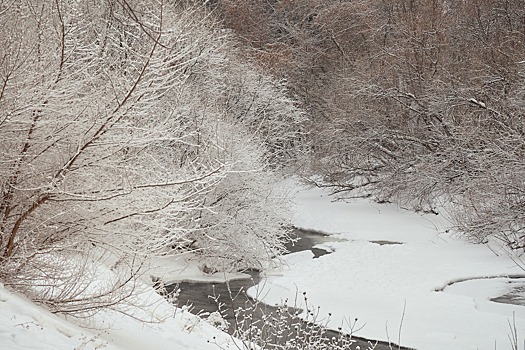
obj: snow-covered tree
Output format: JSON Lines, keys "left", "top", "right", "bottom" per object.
{"left": 183, "top": 118, "right": 293, "bottom": 272}
{"left": 308, "top": 0, "right": 525, "bottom": 250}
{"left": 214, "top": 0, "right": 525, "bottom": 251}
{"left": 0, "top": 0, "right": 303, "bottom": 314}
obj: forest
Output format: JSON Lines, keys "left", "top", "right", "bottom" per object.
{"left": 1, "top": 0, "right": 524, "bottom": 327}
{"left": 213, "top": 0, "right": 525, "bottom": 250}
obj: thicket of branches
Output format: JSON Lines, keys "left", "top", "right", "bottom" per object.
{"left": 212, "top": 0, "right": 525, "bottom": 251}
{"left": 3, "top": 0, "right": 523, "bottom": 319}
{"left": 0, "top": 0, "right": 303, "bottom": 314}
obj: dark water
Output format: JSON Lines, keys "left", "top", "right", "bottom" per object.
{"left": 165, "top": 228, "right": 409, "bottom": 350}
{"left": 491, "top": 284, "right": 525, "bottom": 306}
{"left": 284, "top": 228, "right": 336, "bottom": 258}
{"left": 369, "top": 240, "right": 403, "bottom": 246}
{"left": 489, "top": 278, "right": 525, "bottom": 306}
{"left": 437, "top": 276, "right": 525, "bottom": 307}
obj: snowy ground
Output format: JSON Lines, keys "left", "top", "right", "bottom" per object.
{"left": 2, "top": 182, "right": 524, "bottom": 350}
{"left": 0, "top": 259, "right": 246, "bottom": 350}
{"left": 249, "top": 183, "right": 525, "bottom": 350}
{"left": 0, "top": 279, "right": 246, "bottom": 350}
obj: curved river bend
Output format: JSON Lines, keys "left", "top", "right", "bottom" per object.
{"left": 165, "top": 229, "right": 409, "bottom": 350}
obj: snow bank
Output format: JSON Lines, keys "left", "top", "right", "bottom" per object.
{"left": 0, "top": 270, "right": 239, "bottom": 350}
{"left": 3, "top": 180, "right": 524, "bottom": 350}
{"left": 147, "top": 253, "right": 251, "bottom": 285}
{"left": 0, "top": 283, "right": 116, "bottom": 350}
{"left": 249, "top": 183, "right": 525, "bottom": 350}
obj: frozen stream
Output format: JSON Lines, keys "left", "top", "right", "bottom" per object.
{"left": 438, "top": 275, "right": 525, "bottom": 307}
{"left": 165, "top": 228, "right": 405, "bottom": 350}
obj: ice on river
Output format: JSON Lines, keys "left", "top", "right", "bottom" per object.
{"left": 2, "top": 180, "right": 524, "bottom": 350}
{"left": 249, "top": 182, "right": 525, "bottom": 350}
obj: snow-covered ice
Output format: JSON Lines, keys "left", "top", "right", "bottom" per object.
{"left": 249, "top": 183, "right": 525, "bottom": 350}
{"left": 2, "top": 181, "right": 524, "bottom": 350}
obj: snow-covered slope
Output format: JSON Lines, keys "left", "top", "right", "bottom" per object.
{"left": 0, "top": 281, "right": 236, "bottom": 350}
{"left": 0, "top": 283, "right": 113, "bottom": 350}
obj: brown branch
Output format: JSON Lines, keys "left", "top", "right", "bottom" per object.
{"left": 118, "top": 0, "right": 170, "bottom": 50}
{"left": 103, "top": 198, "right": 175, "bottom": 225}
{"left": 54, "top": 0, "right": 66, "bottom": 82}
{"left": 0, "top": 73, "right": 9, "bottom": 106}
{"left": 1, "top": 109, "right": 42, "bottom": 241}
{"left": 52, "top": 164, "right": 224, "bottom": 201}
{"left": 3, "top": 194, "right": 51, "bottom": 258}
{"left": 50, "top": 12, "right": 163, "bottom": 185}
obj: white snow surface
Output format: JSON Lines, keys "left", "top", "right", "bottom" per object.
{"left": 147, "top": 254, "right": 251, "bottom": 285}
{"left": 2, "top": 181, "right": 525, "bottom": 350}
{"left": 0, "top": 264, "right": 241, "bottom": 350}
{"left": 0, "top": 279, "right": 242, "bottom": 350}
{"left": 249, "top": 183, "right": 525, "bottom": 350}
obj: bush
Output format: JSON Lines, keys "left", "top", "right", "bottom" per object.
{"left": 0, "top": 0, "right": 302, "bottom": 314}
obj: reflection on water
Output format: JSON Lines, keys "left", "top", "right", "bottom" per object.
{"left": 164, "top": 228, "right": 407, "bottom": 350}
{"left": 166, "top": 270, "right": 262, "bottom": 333}
{"left": 490, "top": 279, "right": 525, "bottom": 306}
{"left": 284, "top": 228, "right": 344, "bottom": 258}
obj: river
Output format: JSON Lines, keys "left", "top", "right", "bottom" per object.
{"left": 164, "top": 228, "right": 409, "bottom": 350}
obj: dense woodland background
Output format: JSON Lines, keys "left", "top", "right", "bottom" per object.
{"left": 1, "top": 0, "right": 524, "bottom": 314}
{"left": 213, "top": 0, "right": 525, "bottom": 249}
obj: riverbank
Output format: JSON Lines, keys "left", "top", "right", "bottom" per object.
{"left": 169, "top": 227, "right": 400, "bottom": 350}
{"left": 248, "top": 182, "right": 525, "bottom": 350}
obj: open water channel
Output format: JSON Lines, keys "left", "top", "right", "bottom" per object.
{"left": 164, "top": 228, "right": 407, "bottom": 350}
